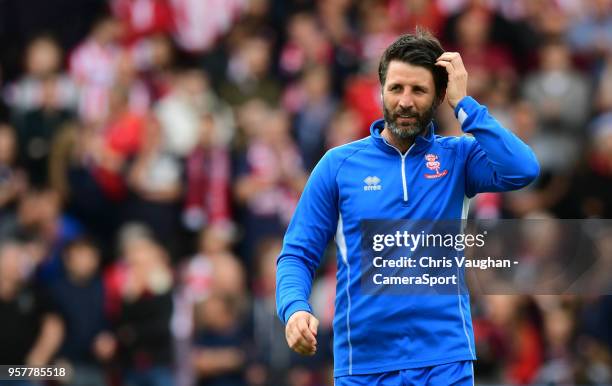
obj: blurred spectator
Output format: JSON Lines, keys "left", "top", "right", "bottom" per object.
{"left": 504, "top": 101, "right": 575, "bottom": 217}
{"left": 533, "top": 305, "right": 577, "bottom": 383}
{"left": 125, "top": 117, "right": 182, "bottom": 255}
{"left": 519, "top": 0, "right": 569, "bottom": 46}
{"left": 0, "top": 0, "right": 108, "bottom": 81}
{"left": 0, "top": 187, "right": 83, "bottom": 283}
{"left": 47, "top": 121, "right": 92, "bottom": 201}
{"left": 567, "top": 113, "right": 612, "bottom": 218}
{"left": 104, "top": 229, "right": 174, "bottom": 386}
{"left": 132, "top": 34, "right": 176, "bottom": 99}
{"left": 357, "top": 0, "right": 396, "bottom": 63}
{"left": 443, "top": 0, "right": 535, "bottom": 71}
{"left": 566, "top": 0, "right": 612, "bottom": 62}
{"left": 4, "top": 35, "right": 78, "bottom": 114}
{"left": 155, "top": 67, "right": 234, "bottom": 158}
{"left": 153, "top": 67, "right": 204, "bottom": 158}
{"left": 49, "top": 237, "right": 110, "bottom": 386}
{"left": 279, "top": 12, "right": 333, "bottom": 81}
{"left": 91, "top": 85, "right": 145, "bottom": 201}
{"left": 0, "top": 71, "right": 9, "bottom": 123}
{"left": 478, "top": 295, "right": 544, "bottom": 384}
{"left": 582, "top": 228, "right": 612, "bottom": 295}
{"left": 48, "top": 122, "right": 119, "bottom": 259}
{"left": 111, "top": 0, "right": 175, "bottom": 44}
{"left": 515, "top": 214, "right": 568, "bottom": 292}
{"left": 315, "top": 0, "right": 362, "bottom": 97}
{"left": 290, "top": 65, "right": 337, "bottom": 170}
{"left": 594, "top": 51, "right": 612, "bottom": 114}
{"left": 170, "top": 0, "right": 246, "bottom": 54}
{"left": 220, "top": 34, "right": 281, "bottom": 107}
{"left": 234, "top": 109, "right": 307, "bottom": 263}
{"left": 0, "top": 124, "right": 27, "bottom": 214}
{"left": 509, "top": 101, "right": 578, "bottom": 176}
{"left": 13, "top": 75, "right": 74, "bottom": 186}
{"left": 0, "top": 241, "right": 64, "bottom": 367}
{"left": 192, "top": 293, "right": 248, "bottom": 386}
{"left": 114, "top": 50, "right": 152, "bottom": 115}
{"left": 233, "top": 98, "right": 271, "bottom": 151}
{"left": 325, "top": 107, "right": 362, "bottom": 149}
{"left": 447, "top": 6, "right": 516, "bottom": 100}
{"left": 388, "top": 0, "right": 446, "bottom": 37}
{"left": 173, "top": 224, "right": 244, "bottom": 386}
{"left": 317, "top": 0, "right": 356, "bottom": 48}
{"left": 183, "top": 112, "right": 232, "bottom": 232}
{"left": 69, "top": 14, "right": 124, "bottom": 125}
{"left": 579, "top": 293, "right": 612, "bottom": 384}
{"left": 522, "top": 40, "right": 591, "bottom": 142}
{"left": 182, "top": 225, "right": 245, "bottom": 316}
{"left": 342, "top": 59, "right": 382, "bottom": 137}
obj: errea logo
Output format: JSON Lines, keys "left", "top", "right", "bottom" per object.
{"left": 363, "top": 176, "right": 382, "bottom": 191}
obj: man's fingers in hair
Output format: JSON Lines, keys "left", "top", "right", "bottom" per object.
{"left": 437, "top": 51, "right": 462, "bottom": 63}
{"left": 435, "top": 59, "right": 454, "bottom": 74}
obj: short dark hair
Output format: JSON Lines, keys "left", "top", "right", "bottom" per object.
{"left": 64, "top": 236, "right": 100, "bottom": 256}
{"left": 378, "top": 29, "right": 448, "bottom": 101}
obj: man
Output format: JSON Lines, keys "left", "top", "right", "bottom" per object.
{"left": 0, "top": 240, "right": 64, "bottom": 372}
{"left": 276, "top": 31, "right": 539, "bottom": 385}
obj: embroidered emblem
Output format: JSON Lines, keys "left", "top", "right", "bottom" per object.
{"left": 424, "top": 153, "right": 448, "bottom": 179}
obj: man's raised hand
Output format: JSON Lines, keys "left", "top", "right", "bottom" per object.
{"left": 435, "top": 52, "right": 468, "bottom": 109}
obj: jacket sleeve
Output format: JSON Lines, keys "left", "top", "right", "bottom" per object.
{"left": 457, "top": 96, "right": 540, "bottom": 198}
{"left": 276, "top": 150, "right": 339, "bottom": 324}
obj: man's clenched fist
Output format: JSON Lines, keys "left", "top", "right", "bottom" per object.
{"left": 285, "top": 311, "right": 319, "bottom": 356}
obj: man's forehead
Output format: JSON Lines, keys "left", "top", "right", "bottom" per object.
{"left": 385, "top": 60, "right": 434, "bottom": 86}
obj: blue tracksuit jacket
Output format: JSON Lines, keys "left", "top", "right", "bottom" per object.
{"left": 276, "top": 96, "right": 540, "bottom": 376}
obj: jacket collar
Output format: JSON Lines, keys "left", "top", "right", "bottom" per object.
{"left": 369, "top": 118, "right": 436, "bottom": 155}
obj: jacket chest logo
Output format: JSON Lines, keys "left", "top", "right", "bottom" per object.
{"left": 363, "top": 176, "right": 382, "bottom": 191}
{"left": 424, "top": 153, "right": 448, "bottom": 179}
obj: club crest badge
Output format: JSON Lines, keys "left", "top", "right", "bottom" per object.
{"left": 424, "top": 153, "right": 448, "bottom": 179}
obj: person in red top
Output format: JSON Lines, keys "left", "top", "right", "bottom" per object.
{"left": 92, "top": 86, "right": 145, "bottom": 201}
{"left": 343, "top": 61, "right": 383, "bottom": 138}
{"left": 111, "top": 0, "right": 175, "bottom": 44}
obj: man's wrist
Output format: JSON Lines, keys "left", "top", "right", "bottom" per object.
{"left": 449, "top": 94, "right": 467, "bottom": 110}
{"left": 454, "top": 96, "right": 480, "bottom": 128}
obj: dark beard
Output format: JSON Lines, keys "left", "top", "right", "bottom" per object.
{"left": 383, "top": 102, "right": 436, "bottom": 141}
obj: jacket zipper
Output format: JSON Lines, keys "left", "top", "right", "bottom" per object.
{"left": 384, "top": 141, "right": 414, "bottom": 202}
{"left": 400, "top": 153, "right": 408, "bottom": 201}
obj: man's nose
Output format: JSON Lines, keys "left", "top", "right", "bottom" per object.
{"left": 398, "top": 93, "right": 415, "bottom": 110}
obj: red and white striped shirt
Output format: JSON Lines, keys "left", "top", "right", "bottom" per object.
{"left": 69, "top": 39, "right": 122, "bottom": 123}
{"left": 170, "top": 0, "right": 246, "bottom": 53}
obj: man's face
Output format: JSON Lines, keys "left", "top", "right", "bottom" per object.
{"left": 382, "top": 60, "right": 438, "bottom": 140}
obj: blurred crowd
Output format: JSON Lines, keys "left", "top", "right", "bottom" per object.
{"left": 0, "top": 0, "right": 611, "bottom": 385}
